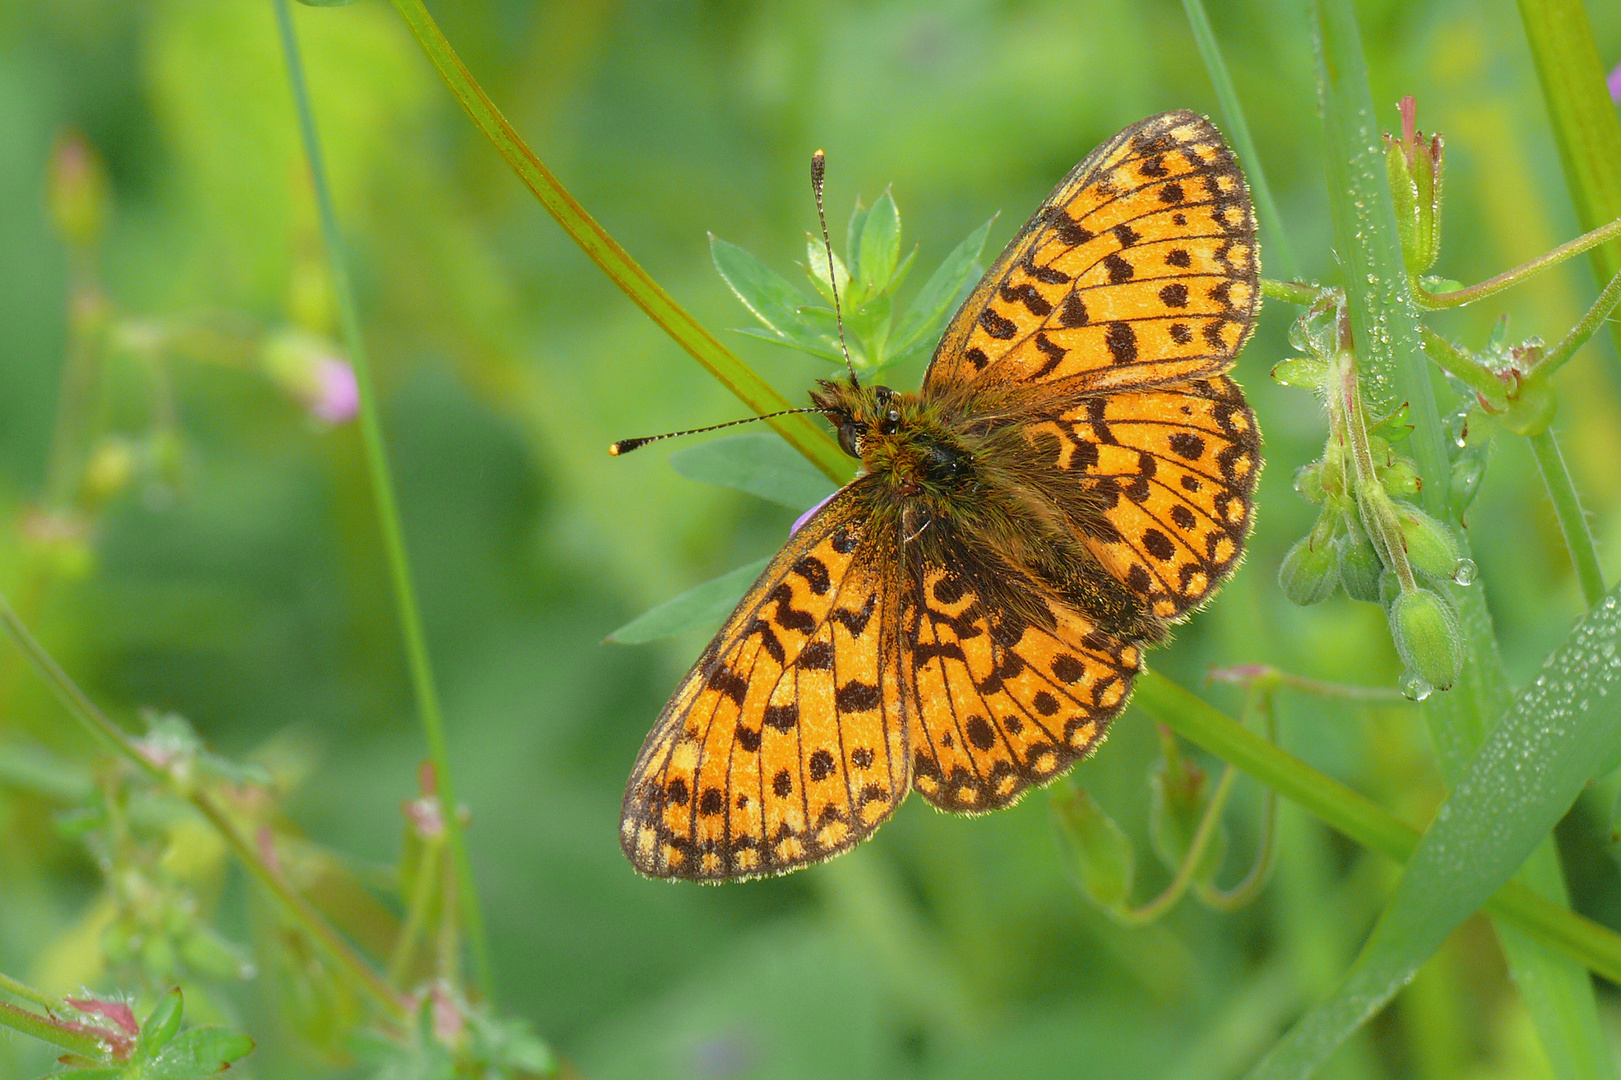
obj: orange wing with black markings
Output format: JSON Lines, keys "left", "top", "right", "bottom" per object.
{"left": 901, "top": 538, "right": 1142, "bottom": 813}
{"left": 1018, "top": 374, "right": 1261, "bottom": 624}
{"left": 620, "top": 481, "right": 910, "bottom": 881}
{"left": 924, "top": 110, "right": 1259, "bottom": 395}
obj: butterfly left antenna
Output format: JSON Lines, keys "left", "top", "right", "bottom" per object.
{"left": 811, "top": 149, "right": 860, "bottom": 388}
{"left": 608, "top": 406, "right": 826, "bottom": 456}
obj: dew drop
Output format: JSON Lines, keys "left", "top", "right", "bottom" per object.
{"left": 1400, "top": 670, "right": 1434, "bottom": 701}
{"left": 1452, "top": 559, "right": 1478, "bottom": 585}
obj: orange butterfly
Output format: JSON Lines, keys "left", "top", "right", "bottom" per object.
{"left": 622, "top": 111, "right": 1261, "bottom": 881}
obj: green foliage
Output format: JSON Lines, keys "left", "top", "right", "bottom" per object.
{"left": 6, "top": 1, "right": 1621, "bottom": 1079}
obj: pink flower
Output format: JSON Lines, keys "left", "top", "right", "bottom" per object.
{"left": 261, "top": 328, "right": 360, "bottom": 424}
{"left": 791, "top": 491, "right": 837, "bottom": 536}
{"left": 310, "top": 354, "right": 360, "bottom": 423}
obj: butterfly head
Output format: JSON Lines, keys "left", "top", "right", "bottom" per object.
{"left": 811, "top": 378, "right": 974, "bottom": 498}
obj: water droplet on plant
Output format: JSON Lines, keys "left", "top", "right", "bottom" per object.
{"left": 1452, "top": 559, "right": 1478, "bottom": 585}
{"left": 1399, "top": 670, "right": 1433, "bottom": 701}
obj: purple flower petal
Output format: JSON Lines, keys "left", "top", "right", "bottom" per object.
{"left": 311, "top": 356, "right": 360, "bottom": 423}
{"left": 791, "top": 491, "right": 837, "bottom": 535}
{"left": 1610, "top": 59, "right": 1621, "bottom": 104}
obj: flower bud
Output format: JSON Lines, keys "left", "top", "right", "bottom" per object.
{"left": 1271, "top": 354, "right": 1329, "bottom": 389}
{"left": 1336, "top": 517, "right": 1384, "bottom": 602}
{"left": 1394, "top": 503, "right": 1461, "bottom": 580}
{"left": 1388, "top": 586, "right": 1463, "bottom": 690}
{"left": 1279, "top": 529, "right": 1340, "bottom": 605}
{"left": 261, "top": 328, "right": 360, "bottom": 424}
{"left": 47, "top": 130, "right": 111, "bottom": 249}
{"left": 1294, "top": 460, "right": 1326, "bottom": 504}
{"left": 1377, "top": 454, "right": 1421, "bottom": 499}
{"left": 1050, "top": 786, "right": 1135, "bottom": 911}
{"left": 1383, "top": 96, "right": 1444, "bottom": 273}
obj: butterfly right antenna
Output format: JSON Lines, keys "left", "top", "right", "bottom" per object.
{"left": 811, "top": 149, "right": 860, "bottom": 389}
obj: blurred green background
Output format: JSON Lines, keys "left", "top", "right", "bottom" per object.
{"left": 4, "top": 1, "right": 1621, "bottom": 1077}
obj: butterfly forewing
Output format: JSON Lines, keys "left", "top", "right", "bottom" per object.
{"left": 924, "top": 111, "right": 1258, "bottom": 395}
{"left": 621, "top": 482, "right": 910, "bottom": 881}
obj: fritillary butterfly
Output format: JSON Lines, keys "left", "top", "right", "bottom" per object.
{"left": 622, "top": 111, "right": 1261, "bottom": 881}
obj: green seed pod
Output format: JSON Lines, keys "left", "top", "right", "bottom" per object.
{"left": 1389, "top": 586, "right": 1463, "bottom": 690}
{"left": 1279, "top": 532, "right": 1340, "bottom": 605}
{"left": 1336, "top": 518, "right": 1384, "bottom": 602}
{"left": 1394, "top": 503, "right": 1461, "bottom": 579}
{"left": 1050, "top": 787, "right": 1135, "bottom": 912}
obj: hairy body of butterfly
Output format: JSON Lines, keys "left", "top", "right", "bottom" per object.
{"left": 622, "top": 110, "right": 1262, "bottom": 881}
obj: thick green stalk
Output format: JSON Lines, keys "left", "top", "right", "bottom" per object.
{"left": 385, "top": 0, "right": 848, "bottom": 484}
{"left": 1279, "top": 2, "right": 1615, "bottom": 1076}
{"left": 272, "top": 0, "right": 492, "bottom": 1000}
{"left": 1528, "top": 429, "right": 1606, "bottom": 607}
{"left": 1515, "top": 0, "right": 1621, "bottom": 368}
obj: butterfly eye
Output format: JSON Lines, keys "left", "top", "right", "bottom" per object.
{"left": 837, "top": 421, "right": 865, "bottom": 458}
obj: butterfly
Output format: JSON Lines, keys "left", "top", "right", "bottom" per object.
{"left": 621, "top": 111, "right": 1261, "bottom": 881}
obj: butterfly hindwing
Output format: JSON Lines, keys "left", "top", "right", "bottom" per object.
{"left": 924, "top": 110, "right": 1259, "bottom": 395}
{"left": 621, "top": 481, "right": 910, "bottom": 881}
{"left": 902, "top": 536, "right": 1142, "bottom": 813}
{"left": 1017, "top": 374, "right": 1261, "bottom": 623}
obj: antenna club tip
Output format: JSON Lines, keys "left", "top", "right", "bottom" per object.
{"left": 811, "top": 149, "right": 826, "bottom": 184}
{"left": 609, "top": 439, "right": 646, "bottom": 456}
{"left": 607, "top": 443, "right": 622, "bottom": 456}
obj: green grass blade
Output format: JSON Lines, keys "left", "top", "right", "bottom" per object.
{"left": 1180, "top": 0, "right": 1300, "bottom": 282}
{"left": 1304, "top": 1, "right": 1614, "bottom": 1075}
{"left": 1245, "top": 583, "right": 1621, "bottom": 1080}
{"left": 1516, "top": 0, "right": 1621, "bottom": 366}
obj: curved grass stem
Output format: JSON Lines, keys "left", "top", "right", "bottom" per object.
{"left": 1132, "top": 671, "right": 1621, "bottom": 985}
{"left": 273, "top": 0, "right": 490, "bottom": 999}
{"left": 1413, "top": 216, "right": 1621, "bottom": 310}
{"left": 0, "top": 588, "right": 407, "bottom": 1022}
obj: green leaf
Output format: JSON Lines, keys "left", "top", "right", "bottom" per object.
{"left": 844, "top": 197, "right": 868, "bottom": 280}
{"left": 710, "top": 235, "right": 821, "bottom": 343}
{"left": 607, "top": 558, "right": 770, "bottom": 644}
{"left": 855, "top": 189, "right": 901, "bottom": 302}
{"left": 1246, "top": 584, "right": 1621, "bottom": 1080}
{"left": 143, "top": 1027, "right": 255, "bottom": 1079}
{"left": 729, "top": 326, "right": 844, "bottom": 364}
{"left": 139, "top": 989, "right": 183, "bottom": 1054}
{"left": 888, "top": 216, "right": 994, "bottom": 366}
{"left": 295, "top": 0, "right": 367, "bottom": 6}
{"left": 803, "top": 237, "right": 851, "bottom": 303}
{"left": 669, "top": 433, "right": 838, "bottom": 510}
